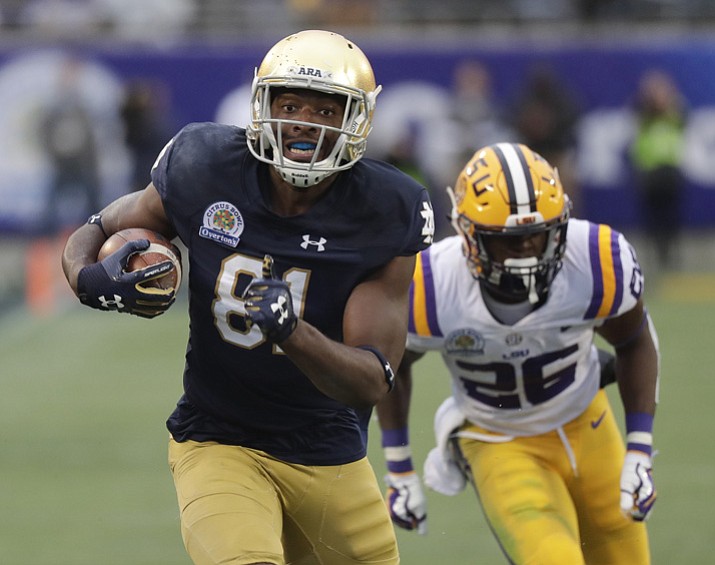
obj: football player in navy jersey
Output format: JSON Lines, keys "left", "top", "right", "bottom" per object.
{"left": 376, "top": 143, "right": 659, "bottom": 564}
{"left": 62, "top": 30, "right": 434, "bottom": 565}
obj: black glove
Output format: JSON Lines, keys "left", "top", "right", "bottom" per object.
{"left": 77, "top": 239, "right": 176, "bottom": 319}
{"left": 243, "top": 254, "right": 297, "bottom": 343}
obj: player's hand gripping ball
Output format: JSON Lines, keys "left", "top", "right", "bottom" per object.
{"left": 243, "top": 255, "right": 298, "bottom": 343}
{"left": 77, "top": 228, "right": 182, "bottom": 318}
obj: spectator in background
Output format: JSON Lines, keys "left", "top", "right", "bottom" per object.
{"left": 288, "top": 0, "right": 378, "bottom": 28}
{"left": 19, "top": 0, "right": 195, "bottom": 39}
{"left": 417, "top": 61, "right": 515, "bottom": 239}
{"left": 19, "top": 0, "right": 104, "bottom": 35}
{"left": 449, "top": 60, "right": 515, "bottom": 168}
{"left": 40, "top": 55, "right": 100, "bottom": 236}
{"left": 629, "top": 69, "right": 686, "bottom": 271}
{"left": 384, "top": 120, "right": 433, "bottom": 190}
{"left": 120, "top": 79, "right": 174, "bottom": 192}
{"left": 94, "top": 0, "right": 196, "bottom": 39}
{"left": 511, "top": 63, "right": 582, "bottom": 213}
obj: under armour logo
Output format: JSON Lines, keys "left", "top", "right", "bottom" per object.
{"left": 99, "top": 294, "right": 124, "bottom": 310}
{"left": 301, "top": 234, "right": 327, "bottom": 252}
{"left": 271, "top": 295, "right": 290, "bottom": 325}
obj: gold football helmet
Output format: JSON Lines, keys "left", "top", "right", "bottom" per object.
{"left": 448, "top": 143, "right": 570, "bottom": 304}
{"left": 246, "top": 29, "right": 382, "bottom": 187}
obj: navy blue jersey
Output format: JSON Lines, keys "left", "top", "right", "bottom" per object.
{"left": 152, "top": 122, "right": 433, "bottom": 465}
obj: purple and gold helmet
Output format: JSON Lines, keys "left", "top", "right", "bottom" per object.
{"left": 449, "top": 142, "right": 570, "bottom": 304}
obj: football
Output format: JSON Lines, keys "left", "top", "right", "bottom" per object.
{"left": 97, "top": 228, "right": 182, "bottom": 292}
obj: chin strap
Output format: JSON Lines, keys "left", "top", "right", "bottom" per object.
{"left": 503, "top": 257, "right": 540, "bottom": 304}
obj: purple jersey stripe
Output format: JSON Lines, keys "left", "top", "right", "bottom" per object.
{"left": 609, "top": 229, "right": 624, "bottom": 316}
{"left": 585, "top": 223, "right": 603, "bottom": 319}
{"left": 408, "top": 282, "right": 416, "bottom": 333}
{"left": 421, "top": 248, "right": 442, "bottom": 337}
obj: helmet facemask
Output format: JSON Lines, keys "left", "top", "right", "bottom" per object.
{"left": 456, "top": 216, "right": 568, "bottom": 305}
{"left": 248, "top": 79, "right": 377, "bottom": 187}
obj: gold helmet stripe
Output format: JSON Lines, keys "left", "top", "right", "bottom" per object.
{"left": 493, "top": 143, "right": 536, "bottom": 216}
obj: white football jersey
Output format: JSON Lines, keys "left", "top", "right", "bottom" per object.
{"left": 407, "top": 219, "right": 644, "bottom": 436}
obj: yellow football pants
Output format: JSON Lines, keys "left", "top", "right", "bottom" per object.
{"left": 456, "top": 390, "right": 650, "bottom": 565}
{"left": 168, "top": 439, "right": 399, "bottom": 565}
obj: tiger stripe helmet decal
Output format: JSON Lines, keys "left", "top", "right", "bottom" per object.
{"left": 492, "top": 143, "right": 538, "bottom": 217}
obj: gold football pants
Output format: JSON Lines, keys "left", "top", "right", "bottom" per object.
{"left": 456, "top": 390, "right": 650, "bottom": 564}
{"left": 168, "top": 439, "right": 399, "bottom": 565}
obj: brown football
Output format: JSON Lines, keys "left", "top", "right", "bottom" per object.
{"left": 97, "top": 228, "right": 182, "bottom": 291}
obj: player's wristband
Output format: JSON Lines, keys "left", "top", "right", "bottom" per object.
{"left": 87, "top": 213, "right": 108, "bottom": 237}
{"left": 357, "top": 345, "right": 395, "bottom": 392}
{"left": 382, "top": 427, "right": 414, "bottom": 474}
{"left": 625, "top": 412, "right": 653, "bottom": 456}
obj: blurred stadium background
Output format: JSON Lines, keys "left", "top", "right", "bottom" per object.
{"left": 1, "top": 1, "right": 714, "bottom": 563}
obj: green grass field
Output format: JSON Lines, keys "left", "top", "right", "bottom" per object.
{"left": 1, "top": 286, "right": 713, "bottom": 564}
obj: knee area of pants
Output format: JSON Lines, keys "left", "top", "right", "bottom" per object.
{"left": 522, "top": 532, "right": 585, "bottom": 565}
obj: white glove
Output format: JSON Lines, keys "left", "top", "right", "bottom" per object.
{"left": 385, "top": 471, "right": 427, "bottom": 535}
{"left": 620, "top": 450, "right": 657, "bottom": 521}
{"left": 423, "top": 446, "right": 467, "bottom": 496}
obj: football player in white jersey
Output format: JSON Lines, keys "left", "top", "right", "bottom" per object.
{"left": 377, "top": 142, "right": 659, "bottom": 564}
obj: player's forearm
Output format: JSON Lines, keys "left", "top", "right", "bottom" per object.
{"left": 376, "top": 364, "right": 413, "bottom": 430}
{"left": 61, "top": 224, "right": 107, "bottom": 293}
{"left": 280, "top": 320, "right": 391, "bottom": 409}
{"left": 615, "top": 327, "right": 659, "bottom": 415}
